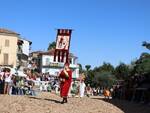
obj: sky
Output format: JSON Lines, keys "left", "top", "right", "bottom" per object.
{"left": 0, "top": 0, "right": 150, "bottom": 68}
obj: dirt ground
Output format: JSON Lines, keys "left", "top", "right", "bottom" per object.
{"left": 0, "top": 92, "right": 149, "bottom": 113}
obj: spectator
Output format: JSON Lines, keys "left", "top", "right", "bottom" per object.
{"left": 86, "top": 84, "right": 92, "bottom": 97}
{"left": 3, "top": 68, "right": 12, "bottom": 95}
{"left": 79, "top": 80, "right": 86, "bottom": 98}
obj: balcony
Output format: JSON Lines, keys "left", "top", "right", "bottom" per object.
{"left": 69, "top": 64, "right": 79, "bottom": 69}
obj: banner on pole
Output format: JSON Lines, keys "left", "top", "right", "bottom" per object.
{"left": 54, "top": 29, "right": 72, "bottom": 63}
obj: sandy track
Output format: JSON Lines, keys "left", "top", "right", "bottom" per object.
{"left": 0, "top": 93, "right": 149, "bottom": 113}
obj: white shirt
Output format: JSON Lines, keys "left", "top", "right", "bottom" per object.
{"left": 80, "top": 82, "right": 86, "bottom": 91}
{"left": 4, "top": 73, "right": 12, "bottom": 83}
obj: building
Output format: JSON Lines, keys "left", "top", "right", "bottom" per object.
{"left": 17, "top": 38, "right": 32, "bottom": 69}
{"left": 30, "top": 49, "right": 79, "bottom": 79}
{"left": 0, "top": 28, "right": 32, "bottom": 69}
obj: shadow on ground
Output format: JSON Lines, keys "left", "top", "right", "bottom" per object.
{"left": 29, "top": 96, "right": 62, "bottom": 104}
{"left": 44, "top": 98, "right": 62, "bottom": 103}
{"left": 91, "top": 97, "right": 150, "bottom": 113}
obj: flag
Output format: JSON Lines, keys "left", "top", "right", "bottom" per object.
{"left": 54, "top": 29, "right": 72, "bottom": 63}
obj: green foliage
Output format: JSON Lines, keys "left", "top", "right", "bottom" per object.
{"left": 85, "top": 65, "right": 91, "bottom": 71}
{"left": 85, "top": 62, "right": 116, "bottom": 88}
{"left": 47, "top": 41, "right": 56, "bottom": 50}
{"left": 78, "top": 63, "right": 83, "bottom": 73}
{"left": 94, "top": 62, "right": 114, "bottom": 73}
{"left": 134, "top": 52, "right": 150, "bottom": 74}
{"left": 85, "top": 70, "right": 95, "bottom": 86}
{"left": 93, "top": 71, "right": 116, "bottom": 88}
{"left": 114, "top": 63, "right": 130, "bottom": 80}
{"left": 142, "top": 41, "right": 150, "bottom": 50}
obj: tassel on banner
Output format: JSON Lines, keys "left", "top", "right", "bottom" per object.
{"left": 66, "top": 51, "right": 69, "bottom": 63}
{"left": 58, "top": 51, "right": 61, "bottom": 62}
{"left": 61, "top": 51, "right": 65, "bottom": 62}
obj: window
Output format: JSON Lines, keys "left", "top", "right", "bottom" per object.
{"left": 45, "top": 68, "right": 49, "bottom": 73}
{"left": 4, "top": 53, "right": 9, "bottom": 65}
{"left": 45, "top": 58, "right": 50, "bottom": 65}
{"left": 69, "top": 58, "right": 72, "bottom": 64}
{"left": 5, "top": 39, "right": 9, "bottom": 47}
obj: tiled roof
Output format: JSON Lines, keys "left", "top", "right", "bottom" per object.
{"left": 0, "top": 28, "right": 20, "bottom": 35}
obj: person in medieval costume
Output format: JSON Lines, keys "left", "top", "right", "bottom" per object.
{"left": 59, "top": 63, "right": 72, "bottom": 104}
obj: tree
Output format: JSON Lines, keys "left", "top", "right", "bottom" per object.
{"left": 114, "top": 63, "right": 130, "bottom": 80}
{"left": 85, "top": 62, "right": 116, "bottom": 88}
{"left": 85, "top": 70, "right": 95, "bottom": 87}
{"left": 84, "top": 65, "right": 92, "bottom": 86}
{"left": 97, "top": 62, "right": 114, "bottom": 73}
{"left": 134, "top": 52, "right": 150, "bottom": 74}
{"left": 92, "top": 63, "right": 115, "bottom": 88}
{"left": 78, "top": 63, "right": 83, "bottom": 73}
{"left": 94, "top": 71, "right": 116, "bottom": 88}
{"left": 47, "top": 41, "right": 56, "bottom": 50}
{"left": 142, "top": 41, "right": 150, "bottom": 50}
{"left": 85, "top": 65, "right": 91, "bottom": 71}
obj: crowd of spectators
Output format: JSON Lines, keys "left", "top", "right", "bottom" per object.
{"left": 0, "top": 67, "right": 60, "bottom": 96}
{"left": 2, "top": 66, "right": 149, "bottom": 105}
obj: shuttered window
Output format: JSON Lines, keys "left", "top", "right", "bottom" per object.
{"left": 3, "top": 53, "right": 9, "bottom": 65}
{"left": 5, "top": 39, "right": 9, "bottom": 47}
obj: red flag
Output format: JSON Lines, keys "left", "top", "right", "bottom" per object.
{"left": 54, "top": 29, "right": 72, "bottom": 63}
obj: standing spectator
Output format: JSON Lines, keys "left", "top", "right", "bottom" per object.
{"left": 54, "top": 82, "right": 60, "bottom": 95}
{"left": 86, "top": 84, "right": 92, "bottom": 97}
{"left": 3, "top": 68, "right": 12, "bottom": 94}
{"left": 71, "top": 81, "right": 78, "bottom": 96}
{"left": 110, "top": 87, "right": 114, "bottom": 97}
{"left": 104, "top": 88, "right": 111, "bottom": 99}
{"left": 79, "top": 80, "right": 86, "bottom": 97}
{"left": 43, "top": 82, "right": 48, "bottom": 92}
{"left": 93, "top": 88, "right": 97, "bottom": 96}
{"left": 0, "top": 67, "right": 2, "bottom": 72}
{"left": 100, "top": 87, "right": 104, "bottom": 96}
{"left": 47, "top": 82, "right": 52, "bottom": 92}
{"left": 8, "top": 74, "right": 15, "bottom": 95}
{"left": 0, "top": 72, "right": 4, "bottom": 94}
